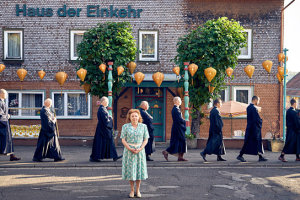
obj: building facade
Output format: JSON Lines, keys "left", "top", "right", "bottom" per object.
{"left": 0, "top": 0, "right": 284, "bottom": 142}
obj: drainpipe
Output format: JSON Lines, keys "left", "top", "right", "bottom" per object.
{"left": 279, "top": 0, "right": 295, "bottom": 137}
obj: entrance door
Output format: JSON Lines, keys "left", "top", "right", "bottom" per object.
{"left": 134, "top": 87, "right": 165, "bottom": 142}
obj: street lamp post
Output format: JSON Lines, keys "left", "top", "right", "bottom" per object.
{"left": 183, "top": 62, "right": 190, "bottom": 135}
{"left": 107, "top": 61, "right": 113, "bottom": 116}
{"left": 282, "top": 48, "right": 288, "bottom": 141}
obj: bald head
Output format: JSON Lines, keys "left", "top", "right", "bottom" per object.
{"left": 100, "top": 96, "right": 109, "bottom": 107}
{"left": 140, "top": 101, "right": 149, "bottom": 110}
{"left": 0, "top": 89, "right": 7, "bottom": 99}
{"left": 173, "top": 96, "right": 182, "bottom": 106}
{"left": 44, "top": 98, "right": 52, "bottom": 108}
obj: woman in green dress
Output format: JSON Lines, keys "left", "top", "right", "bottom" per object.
{"left": 121, "top": 109, "right": 149, "bottom": 198}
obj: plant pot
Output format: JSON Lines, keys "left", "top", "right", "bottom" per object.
{"left": 269, "top": 139, "right": 284, "bottom": 152}
{"left": 186, "top": 139, "right": 197, "bottom": 149}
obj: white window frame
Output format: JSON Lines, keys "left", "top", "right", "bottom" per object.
{"left": 233, "top": 86, "right": 253, "bottom": 105}
{"left": 208, "top": 86, "right": 230, "bottom": 108}
{"left": 70, "top": 30, "right": 86, "bottom": 60}
{"left": 238, "top": 29, "right": 252, "bottom": 60}
{"left": 138, "top": 30, "right": 159, "bottom": 61}
{"left": 5, "top": 90, "right": 45, "bottom": 119}
{"left": 51, "top": 91, "right": 91, "bottom": 119}
{"left": 3, "top": 29, "right": 23, "bottom": 60}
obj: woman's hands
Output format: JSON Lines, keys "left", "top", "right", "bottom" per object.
{"left": 129, "top": 147, "right": 143, "bottom": 154}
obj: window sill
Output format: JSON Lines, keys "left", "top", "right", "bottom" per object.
{"left": 238, "top": 58, "right": 253, "bottom": 62}
{"left": 68, "top": 60, "right": 80, "bottom": 63}
{"left": 2, "top": 59, "right": 24, "bottom": 63}
{"left": 136, "top": 60, "right": 160, "bottom": 63}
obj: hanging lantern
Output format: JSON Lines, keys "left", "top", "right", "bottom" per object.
{"left": 278, "top": 53, "right": 285, "bottom": 62}
{"left": 0, "top": 64, "right": 5, "bottom": 73}
{"left": 152, "top": 72, "right": 164, "bottom": 87}
{"left": 117, "top": 66, "right": 125, "bottom": 82}
{"left": 276, "top": 73, "right": 282, "bottom": 83}
{"left": 188, "top": 64, "right": 198, "bottom": 85}
{"left": 17, "top": 68, "right": 27, "bottom": 90}
{"left": 77, "top": 68, "right": 87, "bottom": 82}
{"left": 286, "top": 56, "right": 288, "bottom": 62}
{"left": 177, "top": 87, "right": 184, "bottom": 99}
{"left": 83, "top": 83, "right": 91, "bottom": 102}
{"left": 226, "top": 67, "right": 233, "bottom": 83}
{"left": 99, "top": 63, "right": 107, "bottom": 80}
{"left": 262, "top": 60, "right": 273, "bottom": 82}
{"left": 278, "top": 66, "right": 288, "bottom": 79}
{"left": 55, "top": 71, "right": 68, "bottom": 96}
{"left": 134, "top": 72, "right": 145, "bottom": 94}
{"left": 38, "top": 70, "right": 46, "bottom": 86}
{"left": 208, "top": 85, "right": 215, "bottom": 93}
{"left": 127, "top": 62, "right": 137, "bottom": 82}
{"left": 244, "top": 65, "right": 255, "bottom": 86}
{"left": 204, "top": 67, "right": 217, "bottom": 83}
{"left": 173, "top": 66, "right": 180, "bottom": 82}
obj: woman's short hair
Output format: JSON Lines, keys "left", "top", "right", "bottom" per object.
{"left": 126, "top": 109, "right": 143, "bottom": 123}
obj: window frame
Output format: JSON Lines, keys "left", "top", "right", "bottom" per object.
{"left": 238, "top": 29, "right": 253, "bottom": 61}
{"left": 138, "top": 30, "right": 159, "bottom": 62}
{"left": 233, "top": 86, "right": 253, "bottom": 105}
{"left": 50, "top": 90, "right": 92, "bottom": 119}
{"left": 5, "top": 90, "right": 46, "bottom": 119}
{"left": 208, "top": 86, "right": 230, "bottom": 108}
{"left": 3, "top": 29, "right": 24, "bottom": 61}
{"left": 69, "top": 30, "right": 86, "bottom": 61}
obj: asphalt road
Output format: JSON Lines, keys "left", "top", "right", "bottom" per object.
{"left": 1, "top": 166, "right": 300, "bottom": 200}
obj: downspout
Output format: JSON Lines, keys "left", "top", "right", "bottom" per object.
{"left": 279, "top": 0, "right": 295, "bottom": 137}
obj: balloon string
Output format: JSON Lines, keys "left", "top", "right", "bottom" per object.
{"left": 250, "top": 80, "right": 251, "bottom": 87}
{"left": 86, "top": 95, "right": 87, "bottom": 102}
{"left": 61, "top": 87, "right": 62, "bottom": 96}
{"left": 131, "top": 77, "right": 132, "bottom": 83}
{"left": 192, "top": 79, "right": 193, "bottom": 85}
{"left": 21, "top": 82, "right": 22, "bottom": 90}
{"left": 138, "top": 87, "right": 139, "bottom": 94}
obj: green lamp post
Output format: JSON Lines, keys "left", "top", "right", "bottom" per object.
{"left": 107, "top": 61, "right": 113, "bottom": 116}
{"left": 282, "top": 48, "right": 288, "bottom": 141}
{"left": 183, "top": 62, "right": 190, "bottom": 135}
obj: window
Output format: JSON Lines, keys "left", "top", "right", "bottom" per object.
{"left": 238, "top": 29, "right": 252, "bottom": 60}
{"left": 70, "top": 30, "right": 86, "bottom": 60}
{"left": 138, "top": 30, "right": 158, "bottom": 61}
{"left": 51, "top": 91, "right": 91, "bottom": 119}
{"left": 208, "top": 86, "right": 230, "bottom": 108}
{"left": 6, "top": 91, "right": 44, "bottom": 119}
{"left": 3, "top": 29, "right": 23, "bottom": 60}
{"left": 233, "top": 86, "right": 253, "bottom": 104}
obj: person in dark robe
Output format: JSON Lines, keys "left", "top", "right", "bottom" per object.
{"left": 140, "top": 101, "right": 155, "bottom": 161}
{"left": 200, "top": 99, "right": 226, "bottom": 162}
{"left": 0, "top": 89, "right": 21, "bottom": 161}
{"left": 237, "top": 96, "right": 268, "bottom": 162}
{"left": 278, "top": 98, "right": 300, "bottom": 162}
{"left": 90, "top": 97, "right": 122, "bottom": 162}
{"left": 33, "top": 98, "right": 64, "bottom": 162}
{"left": 162, "top": 96, "right": 187, "bottom": 161}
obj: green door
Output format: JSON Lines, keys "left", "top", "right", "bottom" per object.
{"left": 134, "top": 87, "right": 165, "bottom": 142}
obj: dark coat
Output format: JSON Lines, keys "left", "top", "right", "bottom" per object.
{"left": 0, "top": 99, "right": 14, "bottom": 154}
{"left": 282, "top": 107, "right": 300, "bottom": 154}
{"left": 90, "top": 105, "right": 118, "bottom": 160}
{"left": 33, "top": 106, "right": 62, "bottom": 160}
{"left": 240, "top": 103, "right": 264, "bottom": 155}
{"left": 140, "top": 108, "right": 155, "bottom": 155}
{"left": 166, "top": 105, "right": 187, "bottom": 154}
{"left": 203, "top": 106, "right": 226, "bottom": 155}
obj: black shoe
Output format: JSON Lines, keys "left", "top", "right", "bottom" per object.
{"left": 236, "top": 156, "right": 247, "bottom": 162}
{"left": 200, "top": 152, "right": 207, "bottom": 162}
{"left": 259, "top": 156, "right": 268, "bottom": 162}
{"left": 113, "top": 155, "right": 123, "bottom": 161}
{"left": 32, "top": 158, "right": 42, "bottom": 162}
{"left": 217, "top": 156, "right": 227, "bottom": 161}
{"left": 89, "top": 158, "right": 101, "bottom": 162}
{"left": 146, "top": 156, "right": 154, "bottom": 161}
{"left": 54, "top": 158, "right": 65, "bottom": 162}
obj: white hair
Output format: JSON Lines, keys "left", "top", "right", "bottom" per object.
{"left": 140, "top": 101, "right": 148, "bottom": 107}
{"left": 44, "top": 98, "right": 52, "bottom": 104}
{"left": 0, "top": 89, "right": 7, "bottom": 94}
{"left": 173, "top": 96, "right": 181, "bottom": 103}
{"left": 100, "top": 96, "right": 108, "bottom": 103}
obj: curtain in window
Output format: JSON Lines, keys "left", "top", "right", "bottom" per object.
{"left": 22, "top": 94, "right": 42, "bottom": 116}
{"left": 142, "top": 34, "right": 155, "bottom": 58}
{"left": 67, "top": 94, "right": 88, "bottom": 116}
{"left": 8, "top": 93, "right": 19, "bottom": 116}
{"left": 74, "top": 33, "right": 83, "bottom": 57}
{"left": 240, "top": 32, "right": 248, "bottom": 56}
{"left": 7, "top": 33, "right": 21, "bottom": 58}
{"left": 54, "top": 94, "right": 64, "bottom": 116}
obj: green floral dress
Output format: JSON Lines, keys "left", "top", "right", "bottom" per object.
{"left": 121, "top": 123, "right": 149, "bottom": 181}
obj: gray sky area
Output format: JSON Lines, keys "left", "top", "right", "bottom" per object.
{"left": 284, "top": 0, "right": 300, "bottom": 72}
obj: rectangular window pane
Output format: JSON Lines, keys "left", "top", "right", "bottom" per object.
{"left": 67, "top": 94, "right": 88, "bottom": 116}
{"left": 7, "top": 33, "right": 21, "bottom": 58}
{"left": 219, "top": 90, "right": 225, "bottom": 102}
{"left": 21, "top": 94, "right": 43, "bottom": 116}
{"left": 236, "top": 90, "right": 248, "bottom": 104}
{"left": 240, "top": 32, "right": 249, "bottom": 56}
{"left": 8, "top": 93, "right": 19, "bottom": 116}
{"left": 54, "top": 94, "right": 65, "bottom": 116}
{"left": 74, "top": 33, "right": 84, "bottom": 57}
{"left": 142, "top": 34, "right": 155, "bottom": 58}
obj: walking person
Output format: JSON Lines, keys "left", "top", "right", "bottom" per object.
{"left": 278, "top": 98, "right": 300, "bottom": 162}
{"left": 90, "top": 97, "right": 122, "bottom": 162}
{"left": 0, "top": 89, "right": 21, "bottom": 161}
{"left": 200, "top": 99, "right": 226, "bottom": 162}
{"left": 121, "top": 109, "right": 149, "bottom": 198}
{"left": 140, "top": 101, "right": 155, "bottom": 161}
{"left": 162, "top": 96, "right": 187, "bottom": 162}
{"left": 236, "top": 96, "right": 268, "bottom": 162}
{"left": 33, "top": 98, "right": 64, "bottom": 162}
